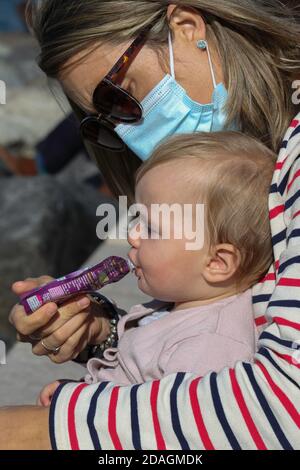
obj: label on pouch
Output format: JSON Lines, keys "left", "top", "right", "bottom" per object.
{"left": 26, "top": 295, "right": 43, "bottom": 311}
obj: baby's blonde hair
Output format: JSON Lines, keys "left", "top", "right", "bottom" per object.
{"left": 136, "top": 132, "right": 276, "bottom": 288}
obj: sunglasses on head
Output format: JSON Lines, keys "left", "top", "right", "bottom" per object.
{"left": 80, "top": 24, "right": 153, "bottom": 152}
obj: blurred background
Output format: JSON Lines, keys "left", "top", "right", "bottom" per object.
{"left": 0, "top": 0, "right": 116, "bottom": 349}
{"left": 0, "top": 0, "right": 148, "bottom": 406}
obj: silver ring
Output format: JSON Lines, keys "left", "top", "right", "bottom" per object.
{"left": 41, "top": 340, "right": 61, "bottom": 354}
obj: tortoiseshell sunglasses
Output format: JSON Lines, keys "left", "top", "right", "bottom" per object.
{"left": 80, "top": 25, "right": 153, "bottom": 152}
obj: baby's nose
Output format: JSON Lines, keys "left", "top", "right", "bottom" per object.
{"left": 128, "top": 222, "right": 141, "bottom": 247}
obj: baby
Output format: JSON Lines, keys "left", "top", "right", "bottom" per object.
{"left": 39, "top": 131, "right": 276, "bottom": 405}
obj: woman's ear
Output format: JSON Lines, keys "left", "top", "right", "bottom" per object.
{"left": 203, "top": 244, "right": 242, "bottom": 285}
{"left": 167, "top": 4, "right": 206, "bottom": 43}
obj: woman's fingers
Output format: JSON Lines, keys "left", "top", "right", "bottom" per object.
{"left": 40, "top": 320, "right": 92, "bottom": 364}
{"left": 28, "top": 296, "right": 91, "bottom": 339}
{"left": 9, "top": 302, "right": 58, "bottom": 337}
{"left": 32, "top": 310, "right": 91, "bottom": 358}
{"left": 51, "top": 323, "right": 91, "bottom": 364}
{"left": 11, "top": 276, "right": 54, "bottom": 295}
{"left": 57, "top": 296, "right": 90, "bottom": 321}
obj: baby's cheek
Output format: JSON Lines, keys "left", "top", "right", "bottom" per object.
{"left": 139, "top": 243, "right": 164, "bottom": 269}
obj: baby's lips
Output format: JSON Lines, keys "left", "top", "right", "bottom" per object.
{"left": 127, "top": 258, "right": 136, "bottom": 272}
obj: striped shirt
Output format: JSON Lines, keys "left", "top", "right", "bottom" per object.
{"left": 49, "top": 115, "right": 300, "bottom": 450}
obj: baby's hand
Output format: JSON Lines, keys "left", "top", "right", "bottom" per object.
{"left": 37, "top": 379, "right": 82, "bottom": 406}
{"left": 37, "top": 380, "right": 61, "bottom": 407}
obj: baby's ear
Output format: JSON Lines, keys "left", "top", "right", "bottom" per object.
{"left": 203, "top": 244, "right": 241, "bottom": 285}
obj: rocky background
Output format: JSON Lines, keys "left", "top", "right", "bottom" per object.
{"left": 0, "top": 32, "right": 113, "bottom": 347}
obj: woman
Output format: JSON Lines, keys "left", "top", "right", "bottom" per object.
{"left": 2, "top": 0, "right": 300, "bottom": 449}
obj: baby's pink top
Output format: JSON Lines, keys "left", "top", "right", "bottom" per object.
{"left": 86, "top": 289, "right": 258, "bottom": 386}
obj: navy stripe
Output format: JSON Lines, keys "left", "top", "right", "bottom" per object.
{"left": 49, "top": 382, "right": 68, "bottom": 450}
{"left": 270, "top": 183, "right": 278, "bottom": 194}
{"left": 252, "top": 294, "right": 272, "bottom": 304}
{"left": 285, "top": 189, "right": 300, "bottom": 210}
{"left": 131, "top": 384, "right": 142, "bottom": 450}
{"left": 278, "top": 256, "right": 300, "bottom": 274}
{"left": 278, "top": 155, "right": 300, "bottom": 196}
{"left": 243, "top": 363, "right": 293, "bottom": 450}
{"left": 290, "top": 126, "right": 300, "bottom": 140}
{"left": 258, "top": 348, "right": 300, "bottom": 390}
{"left": 278, "top": 170, "right": 291, "bottom": 196}
{"left": 170, "top": 373, "right": 190, "bottom": 450}
{"left": 269, "top": 299, "right": 300, "bottom": 309}
{"left": 210, "top": 373, "right": 241, "bottom": 450}
{"left": 287, "top": 228, "right": 300, "bottom": 242}
{"left": 260, "top": 331, "right": 299, "bottom": 350}
{"left": 280, "top": 140, "right": 288, "bottom": 150}
{"left": 272, "top": 228, "right": 287, "bottom": 246}
{"left": 87, "top": 381, "right": 109, "bottom": 450}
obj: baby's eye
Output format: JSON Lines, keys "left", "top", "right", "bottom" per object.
{"left": 147, "top": 224, "right": 161, "bottom": 238}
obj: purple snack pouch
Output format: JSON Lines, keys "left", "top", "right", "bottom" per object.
{"left": 20, "top": 256, "right": 130, "bottom": 315}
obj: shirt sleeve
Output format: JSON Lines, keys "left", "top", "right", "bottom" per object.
{"left": 49, "top": 117, "right": 300, "bottom": 450}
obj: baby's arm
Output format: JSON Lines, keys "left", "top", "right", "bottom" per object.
{"left": 161, "top": 333, "right": 254, "bottom": 377}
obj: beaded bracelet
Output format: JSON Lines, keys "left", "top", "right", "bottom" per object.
{"left": 89, "top": 317, "right": 118, "bottom": 359}
{"left": 73, "top": 292, "right": 120, "bottom": 364}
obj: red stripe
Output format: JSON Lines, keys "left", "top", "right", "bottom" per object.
{"left": 257, "top": 361, "right": 300, "bottom": 427}
{"left": 108, "top": 387, "right": 123, "bottom": 450}
{"left": 255, "top": 315, "right": 268, "bottom": 327}
{"left": 287, "top": 169, "right": 300, "bottom": 193}
{"left": 290, "top": 119, "right": 299, "bottom": 128}
{"left": 189, "top": 377, "right": 214, "bottom": 449}
{"left": 275, "top": 156, "right": 288, "bottom": 170}
{"left": 274, "top": 351, "right": 300, "bottom": 368}
{"left": 229, "top": 369, "right": 267, "bottom": 450}
{"left": 275, "top": 161, "right": 284, "bottom": 171}
{"left": 259, "top": 272, "right": 276, "bottom": 283}
{"left": 275, "top": 260, "right": 280, "bottom": 272}
{"left": 274, "top": 316, "right": 300, "bottom": 331}
{"left": 292, "top": 210, "right": 300, "bottom": 220}
{"left": 278, "top": 278, "right": 300, "bottom": 287}
{"left": 150, "top": 381, "right": 166, "bottom": 450}
{"left": 269, "top": 205, "right": 284, "bottom": 220}
{"left": 68, "top": 383, "right": 88, "bottom": 450}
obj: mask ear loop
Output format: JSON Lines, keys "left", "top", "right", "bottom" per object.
{"left": 206, "top": 43, "right": 217, "bottom": 89}
{"left": 169, "top": 31, "right": 217, "bottom": 89}
{"left": 197, "top": 39, "right": 217, "bottom": 89}
{"left": 168, "top": 31, "right": 176, "bottom": 79}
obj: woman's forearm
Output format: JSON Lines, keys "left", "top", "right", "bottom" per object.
{"left": 0, "top": 406, "right": 51, "bottom": 450}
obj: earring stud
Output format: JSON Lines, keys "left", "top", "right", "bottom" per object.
{"left": 197, "top": 40, "right": 207, "bottom": 50}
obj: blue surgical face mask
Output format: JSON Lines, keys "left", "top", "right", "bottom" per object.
{"left": 115, "top": 32, "right": 234, "bottom": 161}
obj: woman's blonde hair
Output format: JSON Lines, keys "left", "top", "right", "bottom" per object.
{"left": 136, "top": 131, "right": 276, "bottom": 287}
{"left": 27, "top": 0, "right": 300, "bottom": 200}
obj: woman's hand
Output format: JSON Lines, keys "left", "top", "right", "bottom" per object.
{"left": 9, "top": 276, "right": 111, "bottom": 364}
